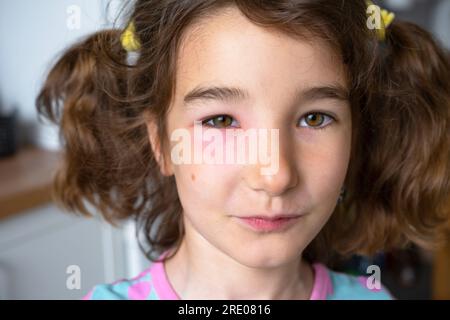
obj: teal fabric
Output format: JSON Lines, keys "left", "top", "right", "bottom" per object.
{"left": 326, "top": 270, "right": 393, "bottom": 300}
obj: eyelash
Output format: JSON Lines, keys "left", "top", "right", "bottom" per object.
{"left": 201, "top": 112, "right": 336, "bottom": 130}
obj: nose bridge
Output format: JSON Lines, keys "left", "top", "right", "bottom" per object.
{"left": 243, "top": 117, "right": 299, "bottom": 197}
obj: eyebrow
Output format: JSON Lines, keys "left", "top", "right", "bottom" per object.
{"left": 183, "top": 84, "right": 349, "bottom": 107}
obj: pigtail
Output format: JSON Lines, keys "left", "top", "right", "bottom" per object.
{"left": 36, "top": 30, "right": 143, "bottom": 221}
{"left": 340, "top": 21, "right": 450, "bottom": 255}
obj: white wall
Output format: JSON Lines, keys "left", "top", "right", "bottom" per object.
{"left": 0, "top": 0, "right": 126, "bottom": 149}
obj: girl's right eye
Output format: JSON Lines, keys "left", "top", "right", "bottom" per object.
{"left": 202, "top": 115, "right": 239, "bottom": 128}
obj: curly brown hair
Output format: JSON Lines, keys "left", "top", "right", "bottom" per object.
{"left": 36, "top": 0, "right": 450, "bottom": 264}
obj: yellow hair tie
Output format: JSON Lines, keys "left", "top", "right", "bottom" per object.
{"left": 121, "top": 21, "right": 141, "bottom": 52}
{"left": 366, "top": 0, "right": 395, "bottom": 41}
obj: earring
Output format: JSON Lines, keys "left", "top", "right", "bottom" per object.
{"left": 338, "top": 186, "right": 346, "bottom": 204}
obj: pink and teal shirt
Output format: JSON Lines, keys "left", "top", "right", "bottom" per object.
{"left": 83, "top": 257, "right": 393, "bottom": 300}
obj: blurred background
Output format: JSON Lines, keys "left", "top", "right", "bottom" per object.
{"left": 0, "top": 0, "right": 449, "bottom": 299}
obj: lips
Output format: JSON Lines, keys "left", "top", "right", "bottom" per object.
{"left": 238, "top": 214, "right": 302, "bottom": 220}
{"left": 235, "top": 214, "right": 303, "bottom": 232}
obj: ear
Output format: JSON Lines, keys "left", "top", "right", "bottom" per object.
{"left": 144, "top": 112, "right": 174, "bottom": 176}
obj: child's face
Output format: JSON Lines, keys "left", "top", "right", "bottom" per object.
{"left": 149, "top": 7, "right": 352, "bottom": 267}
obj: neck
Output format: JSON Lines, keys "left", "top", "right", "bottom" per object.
{"left": 165, "top": 229, "right": 314, "bottom": 300}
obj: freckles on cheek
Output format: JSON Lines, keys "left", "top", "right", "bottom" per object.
{"left": 182, "top": 127, "right": 244, "bottom": 185}
{"left": 178, "top": 160, "right": 240, "bottom": 201}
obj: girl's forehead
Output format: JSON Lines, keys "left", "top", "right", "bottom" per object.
{"left": 175, "top": 6, "right": 347, "bottom": 103}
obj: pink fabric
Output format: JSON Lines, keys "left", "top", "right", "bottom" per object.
{"left": 82, "top": 289, "right": 93, "bottom": 300}
{"left": 128, "top": 281, "right": 152, "bottom": 300}
{"left": 150, "top": 255, "right": 332, "bottom": 300}
{"left": 150, "top": 252, "right": 181, "bottom": 300}
{"left": 309, "top": 263, "right": 333, "bottom": 300}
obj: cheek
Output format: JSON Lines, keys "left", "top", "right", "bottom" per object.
{"left": 170, "top": 125, "right": 246, "bottom": 214}
{"left": 173, "top": 163, "right": 240, "bottom": 210}
{"left": 299, "top": 131, "right": 351, "bottom": 202}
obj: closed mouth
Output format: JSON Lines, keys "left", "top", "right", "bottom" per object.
{"left": 234, "top": 215, "right": 303, "bottom": 232}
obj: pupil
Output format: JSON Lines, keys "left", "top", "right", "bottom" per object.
{"left": 307, "top": 114, "right": 322, "bottom": 126}
{"left": 215, "top": 116, "right": 230, "bottom": 127}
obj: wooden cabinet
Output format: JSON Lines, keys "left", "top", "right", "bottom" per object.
{"left": 0, "top": 146, "right": 61, "bottom": 220}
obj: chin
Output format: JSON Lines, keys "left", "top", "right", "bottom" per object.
{"left": 230, "top": 244, "right": 303, "bottom": 269}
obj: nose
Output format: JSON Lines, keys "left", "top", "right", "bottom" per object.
{"left": 243, "top": 129, "right": 299, "bottom": 197}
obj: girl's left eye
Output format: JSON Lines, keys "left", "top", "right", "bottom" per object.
{"left": 298, "top": 112, "right": 335, "bottom": 130}
{"left": 202, "top": 115, "right": 239, "bottom": 128}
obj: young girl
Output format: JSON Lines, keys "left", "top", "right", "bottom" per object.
{"left": 36, "top": 0, "right": 450, "bottom": 300}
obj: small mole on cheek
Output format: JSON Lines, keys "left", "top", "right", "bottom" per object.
{"left": 191, "top": 173, "right": 195, "bottom": 181}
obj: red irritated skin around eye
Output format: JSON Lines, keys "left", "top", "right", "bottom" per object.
{"left": 233, "top": 214, "right": 304, "bottom": 232}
